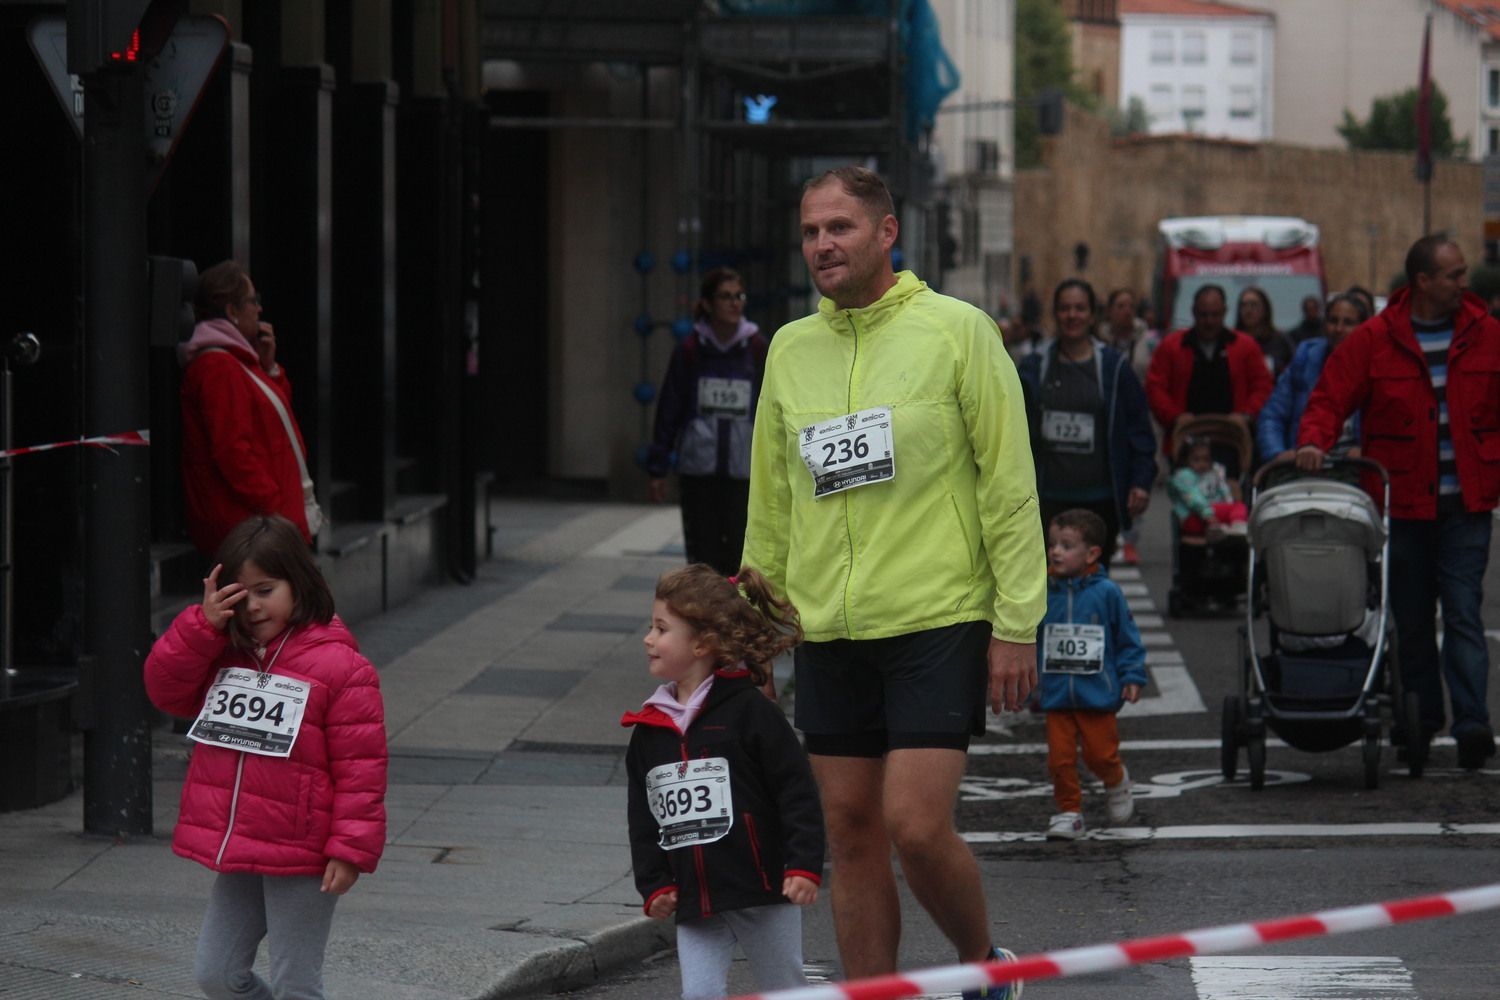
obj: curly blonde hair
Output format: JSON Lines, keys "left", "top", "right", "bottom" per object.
{"left": 654, "top": 564, "right": 803, "bottom": 685}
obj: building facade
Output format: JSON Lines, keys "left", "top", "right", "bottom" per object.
{"left": 1120, "top": 0, "right": 1275, "bottom": 141}
{"left": 928, "top": 0, "right": 1016, "bottom": 314}
{"left": 1066, "top": 0, "right": 1123, "bottom": 109}
{"left": 1243, "top": 0, "right": 1500, "bottom": 161}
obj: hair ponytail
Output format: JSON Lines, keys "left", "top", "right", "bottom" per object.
{"left": 654, "top": 564, "right": 803, "bottom": 686}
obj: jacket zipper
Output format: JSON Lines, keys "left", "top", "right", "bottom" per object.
{"left": 681, "top": 736, "right": 714, "bottom": 916}
{"left": 842, "top": 312, "right": 860, "bottom": 634}
{"left": 744, "top": 813, "right": 771, "bottom": 891}
{"left": 214, "top": 754, "right": 247, "bottom": 867}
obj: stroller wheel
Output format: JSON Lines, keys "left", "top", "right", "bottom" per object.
{"left": 1220, "top": 695, "right": 1242, "bottom": 781}
{"left": 1247, "top": 734, "right": 1266, "bottom": 791}
{"left": 1362, "top": 732, "right": 1381, "bottom": 790}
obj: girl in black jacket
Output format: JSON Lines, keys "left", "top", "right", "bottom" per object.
{"left": 623, "top": 565, "right": 824, "bottom": 1000}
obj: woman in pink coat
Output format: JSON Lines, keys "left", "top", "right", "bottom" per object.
{"left": 145, "top": 515, "right": 386, "bottom": 1000}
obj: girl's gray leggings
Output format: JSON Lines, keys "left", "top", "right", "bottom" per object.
{"left": 194, "top": 871, "right": 339, "bottom": 1000}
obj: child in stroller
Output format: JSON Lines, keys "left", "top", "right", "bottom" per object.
{"left": 1166, "top": 420, "right": 1252, "bottom": 616}
{"left": 1169, "top": 436, "right": 1247, "bottom": 541}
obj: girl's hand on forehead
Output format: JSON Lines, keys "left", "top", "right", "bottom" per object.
{"left": 202, "top": 563, "right": 248, "bottom": 632}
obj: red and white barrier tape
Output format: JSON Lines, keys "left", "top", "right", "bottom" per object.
{"left": 729, "top": 881, "right": 1500, "bottom": 1000}
{"left": 0, "top": 429, "right": 149, "bottom": 460}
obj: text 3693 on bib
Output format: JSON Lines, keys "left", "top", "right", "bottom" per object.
{"left": 645, "top": 756, "right": 734, "bottom": 850}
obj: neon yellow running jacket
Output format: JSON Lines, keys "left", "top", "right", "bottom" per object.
{"left": 743, "top": 271, "right": 1046, "bottom": 644}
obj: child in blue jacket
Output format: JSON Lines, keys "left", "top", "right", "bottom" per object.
{"left": 1039, "top": 509, "right": 1148, "bottom": 840}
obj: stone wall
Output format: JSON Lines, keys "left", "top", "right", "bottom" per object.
{"left": 1014, "top": 105, "right": 1483, "bottom": 319}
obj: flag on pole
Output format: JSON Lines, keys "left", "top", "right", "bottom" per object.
{"left": 1416, "top": 12, "right": 1433, "bottom": 183}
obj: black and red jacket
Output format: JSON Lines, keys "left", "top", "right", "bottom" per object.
{"left": 622, "top": 669, "right": 824, "bottom": 923}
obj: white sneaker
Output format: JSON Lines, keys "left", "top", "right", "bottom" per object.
{"left": 1046, "top": 811, "right": 1084, "bottom": 840}
{"left": 1106, "top": 769, "right": 1134, "bottom": 824}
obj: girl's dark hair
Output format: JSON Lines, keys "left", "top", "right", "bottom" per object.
{"left": 1237, "top": 286, "right": 1273, "bottom": 331}
{"left": 1053, "top": 278, "right": 1097, "bottom": 317}
{"left": 654, "top": 564, "right": 802, "bottom": 686}
{"left": 194, "top": 260, "right": 252, "bottom": 323}
{"left": 694, "top": 267, "right": 744, "bottom": 321}
{"left": 214, "top": 515, "right": 335, "bottom": 649}
{"left": 1174, "top": 434, "right": 1213, "bottom": 468}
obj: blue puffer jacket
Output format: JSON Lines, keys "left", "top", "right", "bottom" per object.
{"left": 1037, "top": 569, "right": 1148, "bottom": 712}
{"left": 1017, "top": 340, "right": 1158, "bottom": 529}
{"left": 1255, "top": 337, "right": 1359, "bottom": 460}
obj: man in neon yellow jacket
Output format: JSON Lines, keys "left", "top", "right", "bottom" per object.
{"left": 743, "top": 167, "right": 1045, "bottom": 998}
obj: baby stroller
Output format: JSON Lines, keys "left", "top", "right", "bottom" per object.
{"left": 1220, "top": 456, "right": 1422, "bottom": 791}
{"left": 1166, "top": 415, "right": 1252, "bottom": 617}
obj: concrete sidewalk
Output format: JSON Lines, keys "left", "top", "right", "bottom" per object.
{"left": 0, "top": 499, "right": 707, "bottom": 999}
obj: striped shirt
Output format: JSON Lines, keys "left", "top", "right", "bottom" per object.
{"left": 1412, "top": 318, "right": 1459, "bottom": 498}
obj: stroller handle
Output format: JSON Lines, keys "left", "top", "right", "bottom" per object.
{"left": 1252, "top": 452, "right": 1391, "bottom": 492}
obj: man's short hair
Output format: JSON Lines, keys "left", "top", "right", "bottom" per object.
{"left": 1050, "top": 508, "right": 1108, "bottom": 551}
{"left": 804, "top": 166, "right": 896, "bottom": 224}
{"left": 1405, "top": 234, "right": 1457, "bottom": 286}
{"left": 1192, "top": 284, "right": 1227, "bottom": 310}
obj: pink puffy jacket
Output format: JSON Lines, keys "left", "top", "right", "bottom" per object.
{"left": 145, "top": 605, "right": 388, "bottom": 876}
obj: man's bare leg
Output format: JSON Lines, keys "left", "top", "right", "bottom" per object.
{"left": 884, "top": 747, "right": 993, "bottom": 961}
{"left": 810, "top": 753, "right": 901, "bottom": 978}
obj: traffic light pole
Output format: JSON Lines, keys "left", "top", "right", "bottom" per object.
{"left": 80, "top": 61, "right": 154, "bottom": 836}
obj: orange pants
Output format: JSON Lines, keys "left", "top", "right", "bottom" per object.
{"left": 1046, "top": 710, "right": 1125, "bottom": 813}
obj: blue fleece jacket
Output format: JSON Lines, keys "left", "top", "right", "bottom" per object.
{"left": 1255, "top": 337, "right": 1359, "bottom": 460}
{"left": 1037, "top": 569, "right": 1148, "bottom": 712}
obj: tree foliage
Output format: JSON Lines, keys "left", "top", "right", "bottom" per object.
{"left": 1015, "top": 0, "right": 1088, "bottom": 167}
{"left": 1337, "top": 83, "right": 1469, "bottom": 158}
{"left": 1106, "top": 96, "right": 1151, "bottom": 138}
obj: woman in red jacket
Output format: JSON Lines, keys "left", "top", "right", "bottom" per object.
{"left": 179, "top": 261, "right": 322, "bottom": 556}
{"left": 145, "top": 515, "right": 386, "bottom": 1000}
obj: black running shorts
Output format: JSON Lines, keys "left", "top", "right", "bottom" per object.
{"left": 793, "top": 620, "right": 992, "bottom": 756}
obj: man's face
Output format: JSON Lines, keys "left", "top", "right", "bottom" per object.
{"left": 800, "top": 181, "right": 898, "bottom": 309}
{"left": 1192, "top": 291, "right": 1228, "bottom": 341}
{"left": 1419, "top": 244, "right": 1468, "bottom": 319}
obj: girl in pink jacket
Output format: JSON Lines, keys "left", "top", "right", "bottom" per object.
{"left": 145, "top": 515, "right": 386, "bottom": 1000}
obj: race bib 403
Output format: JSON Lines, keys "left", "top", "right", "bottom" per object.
{"left": 799, "top": 407, "right": 895, "bottom": 498}
{"left": 1042, "top": 623, "right": 1106, "bottom": 674}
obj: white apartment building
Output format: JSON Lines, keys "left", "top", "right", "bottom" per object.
{"left": 1119, "top": 0, "right": 1275, "bottom": 141}
{"left": 927, "top": 0, "right": 1016, "bottom": 311}
{"left": 1255, "top": 0, "right": 1500, "bottom": 161}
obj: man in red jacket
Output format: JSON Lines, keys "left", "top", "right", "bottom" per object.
{"left": 1145, "top": 285, "right": 1273, "bottom": 467}
{"left": 1297, "top": 236, "right": 1500, "bottom": 770}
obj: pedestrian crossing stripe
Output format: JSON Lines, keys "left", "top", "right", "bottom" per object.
{"left": 1119, "top": 665, "right": 1207, "bottom": 716}
{"left": 962, "top": 822, "right": 1500, "bottom": 843}
{"left": 1190, "top": 956, "right": 1417, "bottom": 999}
